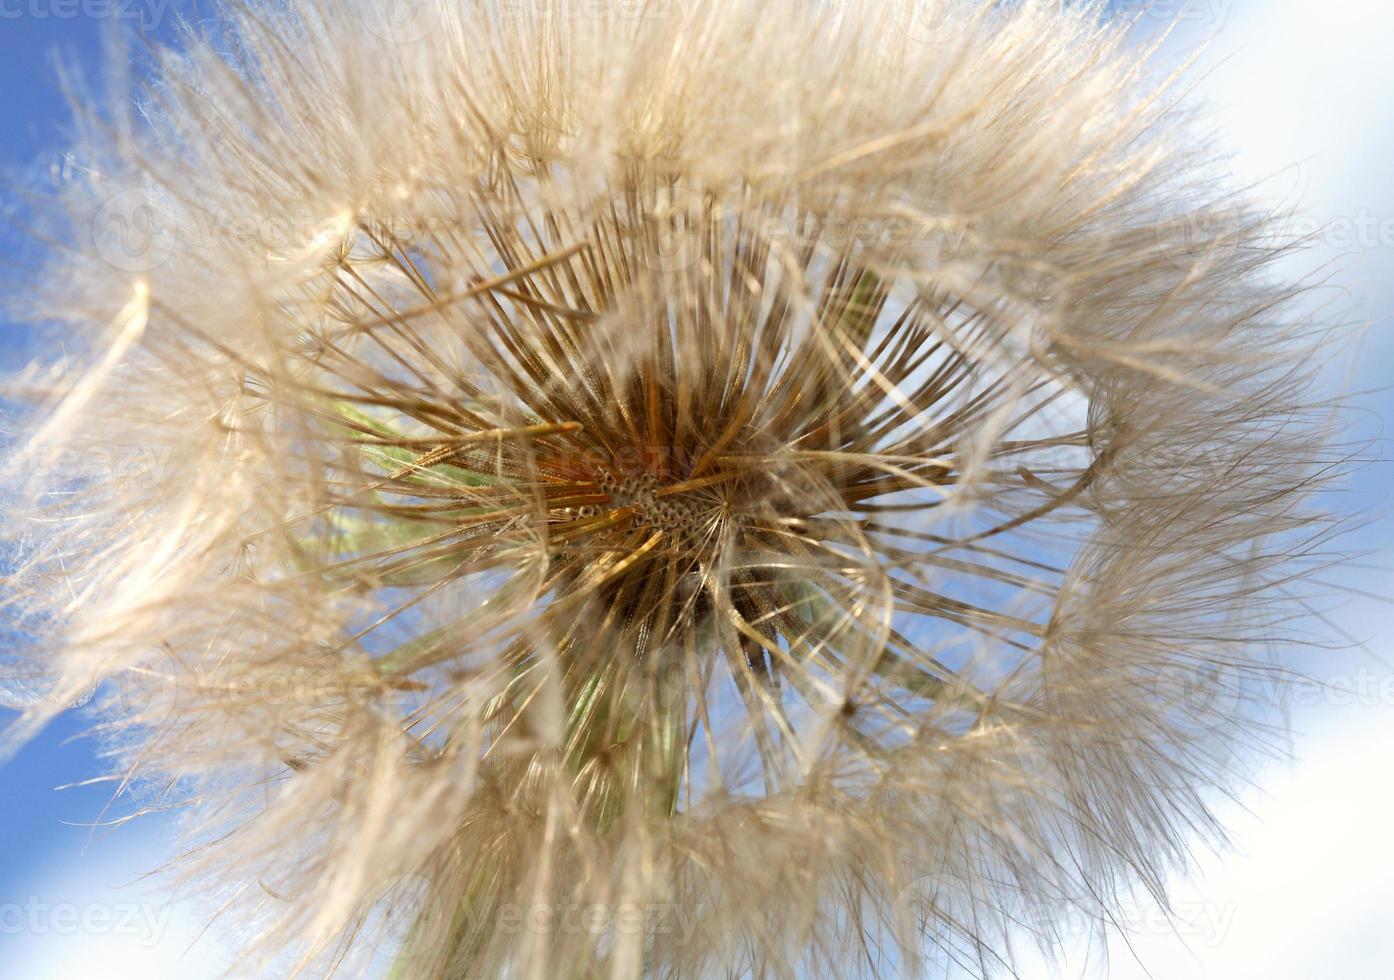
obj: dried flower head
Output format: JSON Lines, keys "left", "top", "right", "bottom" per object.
{"left": 1, "top": 1, "right": 1342, "bottom": 977}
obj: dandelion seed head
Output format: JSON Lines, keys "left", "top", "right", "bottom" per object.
{"left": 0, "top": 1, "right": 1347, "bottom": 977}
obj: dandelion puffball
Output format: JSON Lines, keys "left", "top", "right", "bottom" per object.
{"left": 2, "top": 1, "right": 1340, "bottom": 977}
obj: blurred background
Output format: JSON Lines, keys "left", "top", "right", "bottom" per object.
{"left": 0, "top": 1, "right": 1390, "bottom": 976}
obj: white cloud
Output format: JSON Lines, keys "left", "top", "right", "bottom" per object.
{"left": 1025, "top": 3, "right": 1394, "bottom": 972}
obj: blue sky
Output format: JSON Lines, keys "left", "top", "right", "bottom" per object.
{"left": 0, "top": 6, "right": 233, "bottom": 975}
{"left": 0, "top": 0, "right": 118, "bottom": 894}
{"left": 1, "top": 2, "right": 1392, "bottom": 977}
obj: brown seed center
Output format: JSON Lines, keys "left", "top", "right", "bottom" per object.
{"left": 597, "top": 470, "right": 711, "bottom": 533}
